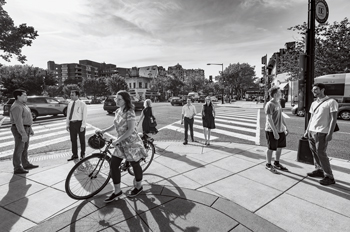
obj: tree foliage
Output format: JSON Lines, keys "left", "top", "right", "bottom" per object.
{"left": 82, "top": 77, "right": 109, "bottom": 98}
{"left": 221, "top": 63, "right": 256, "bottom": 99}
{"left": 0, "top": 0, "right": 38, "bottom": 65}
{"left": 0, "top": 65, "right": 57, "bottom": 96}
{"left": 46, "top": 85, "right": 62, "bottom": 97}
{"left": 280, "top": 17, "right": 350, "bottom": 79}
{"left": 62, "top": 84, "right": 80, "bottom": 98}
{"left": 105, "top": 74, "right": 128, "bottom": 94}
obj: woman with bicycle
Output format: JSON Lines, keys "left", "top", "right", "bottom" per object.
{"left": 96, "top": 90, "right": 147, "bottom": 203}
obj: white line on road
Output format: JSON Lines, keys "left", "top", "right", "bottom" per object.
{"left": 160, "top": 124, "right": 219, "bottom": 140}
{"left": 256, "top": 109, "right": 261, "bottom": 145}
{"left": 192, "top": 119, "right": 256, "bottom": 133}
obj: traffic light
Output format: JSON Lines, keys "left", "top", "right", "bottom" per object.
{"left": 261, "top": 66, "right": 265, "bottom": 76}
{"left": 260, "top": 77, "right": 264, "bottom": 83}
{"left": 209, "top": 75, "right": 213, "bottom": 83}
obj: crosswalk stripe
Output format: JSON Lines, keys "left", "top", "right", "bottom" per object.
{"left": 0, "top": 129, "right": 95, "bottom": 158}
{"left": 161, "top": 124, "right": 218, "bottom": 140}
{"left": 215, "top": 113, "right": 257, "bottom": 119}
{"left": 0, "top": 122, "right": 68, "bottom": 141}
{"left": 192, "top": 119, "right": 256, "bottom": 133}
{"left": 213, "top": 117, "right": 257, "bottom": 128}
{"left": 212, "top": 115, "right": 257, "bottom": 123}
{"left": 174, "top": 122, "right": 257, "bottom": 143}
{"left": 0, "top": 121, "right": 66, "bottom": 136}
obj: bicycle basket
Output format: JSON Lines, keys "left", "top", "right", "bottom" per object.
{"left": 88, "top": 134, "right": 106, "bottom": 149}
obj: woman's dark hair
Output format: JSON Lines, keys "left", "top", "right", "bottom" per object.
{"left": 13, "top": 89, "right": 26, "bottom": 100}
{"left": 117, "top": 90, "right": 134, "bottom": 112}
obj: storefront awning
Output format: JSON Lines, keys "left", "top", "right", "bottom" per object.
{"left": 278, "top": 82, "right": 289, "bottom": 90}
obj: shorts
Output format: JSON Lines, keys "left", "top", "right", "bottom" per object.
{"left": 265, "top": 131, "right": 286, "bottom": 151}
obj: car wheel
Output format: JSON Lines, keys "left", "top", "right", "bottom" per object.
{"left": 171, "top": 103, "right": 174, "bottom": 106}
{"left": 107, "top": 111, "right": 113, "bottom": 114}
{"left": 297, "top": 110, "right": 305, "bottom": 117}
{"left": 340, "top": 111, "right": 350, "bottom": 120}
{"left": 31, "top": 111, "right": 38, "bottom": 121}
{"left": 63, "top": 108, "right": 67, "bottom": 117}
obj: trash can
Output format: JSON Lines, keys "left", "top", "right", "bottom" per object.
{"left": 280, "top": 98, "right": 286, "bottom": 108}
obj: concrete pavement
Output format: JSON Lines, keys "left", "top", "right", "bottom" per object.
{"left": 0, "top": 141, "right": 349, "bottom": 232}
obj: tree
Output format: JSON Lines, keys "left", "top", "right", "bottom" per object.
{"left": 221, "top": 63, "right": 256, "bottom": 99}
{"left": 62, "top": 84, "right": 80, "bottom": 98}
{"left": 46, "top": 85, "right": 61, "bottom": 97}
{"left": 0, "top": 0, "right": 38, "bottom": 66}
{"left": 280, "top": 17, "right": 350, "bottom": 79}
{"left": 105, "top": 74, "right": 128, "bottom": 94}
{"left": 82, "top": 77, "right": 109, "bottom": 98}
{"left": 0, "top": 65, "right": 57, "bottom": 96}
{"left": 162, "top": 76, "right": 184, "bottom": 96}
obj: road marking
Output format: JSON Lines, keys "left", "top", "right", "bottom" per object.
{"left": 282, "top": 112, "right": 290, "bottom": 118}
{"left": 213, "top": 115, "right": 257, "bottom": 123}
{"left": 192, "top": 119, "right": 256, "bottom": 133}
{"left": 160, "top": 124, "right": 219, "bottom": 140}
{"left": 210, "top": 117, "right": 257, "bottom": 128}
{"left": 174, "top": 122, "right": 256, "bottom": 142}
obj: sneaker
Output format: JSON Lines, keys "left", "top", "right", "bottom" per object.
{"left": 320, "top": 176, "right": 336, "bottom": 186}
{"left": 274, "top": 163, "right": 288, "bottom": 171}
{"left": 183, "top": 141, "right": 188, "bottom": 145}
{"left": 14, "top": 168, "right": 29, "bottom": 174}
{"left": 23, "top": 164, "right": 39, "bottom": 170}
{"left": 127, "top": 187, "right": 143, "bottom": 198}
{"left": 104, "top": 191, "right": 122, "bottom": 203}
{"left": 265, "top": 165, "right": 278, "bottom": 174}
{"left": 307, "top": 170, "right": 324, "bottom": 178}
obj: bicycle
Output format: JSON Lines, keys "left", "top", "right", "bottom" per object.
{"left": 64, "top": 133, "right": 155, "bottom": 200}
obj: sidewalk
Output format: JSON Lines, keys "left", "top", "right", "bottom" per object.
{"left": 0, "top": 141, "right": 349, "bottom": 232}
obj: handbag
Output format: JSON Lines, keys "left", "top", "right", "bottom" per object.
{"left": 313, "top": 98, "right": 339, "bottom": 132}
{"left": 150, "top": 117, "right": 157, "bottom": 127}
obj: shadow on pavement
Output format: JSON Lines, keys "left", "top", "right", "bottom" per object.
{"left": 0, "top": 174, "right": 31, "bottom": 231}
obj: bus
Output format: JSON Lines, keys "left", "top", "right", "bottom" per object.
{"left": 314, "top": 73, "right": 350, "bottom": 102}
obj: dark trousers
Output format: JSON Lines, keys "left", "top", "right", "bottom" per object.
{"left": 184, "top": 117, "right": 194, "bottom": 142}
{"left": 11, "top": 125, "right": 31, "bottom": 171}
{"left": 69, "top": 121, "right": 86, "bottom": 157}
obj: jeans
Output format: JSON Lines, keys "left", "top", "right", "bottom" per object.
{"left": 69, "top": 121, "right": 86, "bottom": 157}
{"left": 11, "top": 125, "right": 31, "bottom": 171}
{"left": 308, "top": 132, "right": 334, "bottom": 178}
{"left": 184, "top": 117, "right": 194, "bottom": 142}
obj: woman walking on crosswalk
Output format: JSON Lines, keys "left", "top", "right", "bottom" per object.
{"left": 201, "top": 96, "right": 216, "bottom": 145}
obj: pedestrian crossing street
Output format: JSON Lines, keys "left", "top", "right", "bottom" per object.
{"left": 159, "top": 108, "right": 261, "bottom": 145}
{"left": 0, "top": 120, "right": 100, "bottom": 159}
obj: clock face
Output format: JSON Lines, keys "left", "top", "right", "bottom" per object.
{"left": 315, "top": 0, "right": 329, "bottom": 24}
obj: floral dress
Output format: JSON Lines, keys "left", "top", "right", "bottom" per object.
{"left": 113, "top": 108, "right": 147, "bottom": 162}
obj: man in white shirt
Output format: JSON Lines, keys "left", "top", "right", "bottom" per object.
{"left": 304, "top": 83, "right": 338, "bottom": 186}
{"left": 181, "top": 98, "right": 197, "bottom": 145}
{"left": 66, "top": 90, "right": 88, "bottom": 161}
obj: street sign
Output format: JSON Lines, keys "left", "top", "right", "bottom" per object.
{"left": 315, "top": 0, "right": 329, "bottom": 24}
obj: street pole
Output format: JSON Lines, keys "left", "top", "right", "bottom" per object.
{"left": 207, "top": 63, "right": 224, "bottom": 104}
{"left": 305, "top": 0, "right": 316, "bottom": 130}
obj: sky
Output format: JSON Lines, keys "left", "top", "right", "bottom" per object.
{"left": 3, "top": 0, "right": 350, "bottom": 79}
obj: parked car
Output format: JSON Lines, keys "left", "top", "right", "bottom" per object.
{"left": 90, "top": 97, "right": 102, "bottom": 104}
{"left": 54, "top": 96, "right": 70, "bottom": 104}
{"left": 167, "top": 97, "right": 173, "bottom": 102}
{"left": 171, "top": 96, "right": 187, "bottom": 106}
{"left": 291, "top": 102, "right": 350, "bottom": 120}
{"left": 80, "top": 97, "right": 91, "bottom": 105}
{"left": 103, "top": 95, "right": 144, "bottom": 114}
{"left": 3, "top": 96, "right": 68, "bottom": 120}
{"left": 198, "top": 95, "right": 206, "bottom": 103}
{"left": 210, "top": 96, "right": 218, "bottom": 102}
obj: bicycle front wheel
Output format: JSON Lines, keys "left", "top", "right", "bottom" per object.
{"left": 128, "top": 141, "right": 155, "bottom": 176}
{"left": 65, "top": 153, "right": 111, "bottom": 200}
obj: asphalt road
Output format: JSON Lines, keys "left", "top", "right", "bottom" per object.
{"left": 1, "top": 102, "right": 349, "bottom": 160}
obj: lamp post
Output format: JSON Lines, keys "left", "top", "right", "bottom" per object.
{"left": 207, "top": 63, "right": 224, "bottom": 104}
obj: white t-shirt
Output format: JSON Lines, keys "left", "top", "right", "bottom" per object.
{"left": 309, "top": 96, "right": 338, "bottom": 133}
{"left": 182, "top": 104, "right": 197, "bottom": 119}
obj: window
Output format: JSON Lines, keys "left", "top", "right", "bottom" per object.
{"left": 46, "top": 98, "right": 59, "bottom": 104}
{"left": 139, "top": 82, "right": 142, "bottom": 88}
{"left": 325, "top": 84, "right": 345, "bottom": 96}
{"left": 145, "top": 83, "right": 148, "bottom": 89}
{"left": 27, "top": 98, "right": 47, "bottom": 104}
{"left": 133, "top": 82, "right": 136, "bottom": 88}
{"left": 129, "top": 83, "right": 132, "bottom": 88}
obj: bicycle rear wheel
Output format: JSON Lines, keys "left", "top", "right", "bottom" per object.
{"left": 65, "top": 153, "right": 111, "bottom": 200}
{"left": 128, "top": 141, "right": 155, "bottom": 176}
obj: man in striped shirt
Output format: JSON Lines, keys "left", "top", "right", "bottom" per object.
{"left": 10, "top": 89, "right": 39, "bottom": 174}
